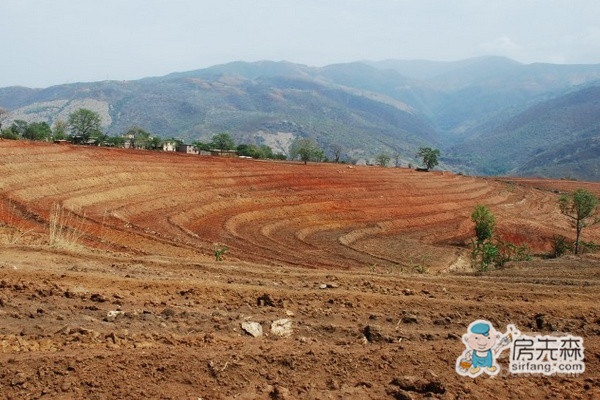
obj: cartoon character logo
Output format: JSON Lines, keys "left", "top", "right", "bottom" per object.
{"left": 456, "top": 319, "right": 519, "bottom": 377}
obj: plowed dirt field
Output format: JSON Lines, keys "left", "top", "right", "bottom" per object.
{"left": 1, "top": 141, "right": 599, "bottom": 399}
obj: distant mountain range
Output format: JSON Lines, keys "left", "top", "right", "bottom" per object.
{"left": 2, "top": 56, "right": 600, "bottom": 180}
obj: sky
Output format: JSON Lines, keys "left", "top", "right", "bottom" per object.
{"left": 2, "top": 0, "right": 600, "bottom": 88}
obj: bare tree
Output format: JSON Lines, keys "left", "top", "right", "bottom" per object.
{"left": 330, "top": 144, "right": 343, "bottom": 163}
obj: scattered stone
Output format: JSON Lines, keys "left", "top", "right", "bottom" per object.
{"left": 534, "top": 313, "right": 545, "bottom": 330}
{"left": 326, "top": 283, "right": 339, "bottom": 288}
{"left": 402, "top": 289, "right": 415, "bottom": 296}
{"left": 285, "top": 310, "right": 295, "bottom": 317}
{"left": 241, "top": 321, "right": 263, "bottom": 338}
{"left": 271, "top": 319, "right": 293, "bottom": 337}
{"left": 386, "top": 388, "right": 414, "bottom": 400}
{"left": 319, "top": 284, "right": 328, "bottom": 289}
{"left": 270, "top": 385, "right": 291, "bottom": 400}
{"left": 391, "top": 372, "right": 445, "bottom": 394}
{"left": 446, "top": 333, "right": 460, "bottom": 340}
{"left": 257, "top": 293, "right": 276, "bottom": 307}
{"left": 363, "top": 324, "right": 393, "bottom": 343}
{"left": 106, "top": 332, "right": 119, "bottom": 344}
{"left": 160, "top": 308, "right": 176, "bottom": 318}
{"left": 402, "top": 314, "right": 418, "bottom": 324}
{"left": 105, "top": 310, "right": 125, "bottom": 321}
{"left": 90, "top": 293, "right": 107, "bottom": 303}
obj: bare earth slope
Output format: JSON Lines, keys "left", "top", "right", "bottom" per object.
{"left": 1, "top": 141, "right": 599, "bottom": 399}
{"left": 2, "top": 141, "right": 595, "bottom": 270}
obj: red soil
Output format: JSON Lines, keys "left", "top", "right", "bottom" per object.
{"left": 1, "top": 141, "right": 599, "bottom": 399}
{"left": 2, "top": 141, "right": 598, "bottom": 271}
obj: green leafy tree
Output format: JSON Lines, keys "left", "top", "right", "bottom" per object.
{"left": 10, "top": 120, "right": 28, "bottom": 137}
{"left": 471, "top": 204, "right": 496, "bottom": 243}
{"left": 1, "top": 128, "right": 19, "bottom": 139}
{"left": 210, "top": 133, "right": 235, "bottom": 153}
{"left": 375, "top": 153, "right": 391, "bottom": 167}
{"left": 470, "top": 205, "right": 498, "bottom": 272}
{"left": 417, "top": 147, "right": 440, "bottom": 170}
{"left": 105, "top": 135, "right": 126, "bottom": 147}
{"left": 147, "top": 136, "right": 163, "bottom": 150}
{"left": 68, "top": 108, "right": 102, "bottom": 143}
{"left": 559, "top": 188, "right": 600, "bottom": 254}
{"left": 289, "top": 137, "right": 324, "bottom": 165}
{"left": 52, "top": 119, "right": 68, "bottom": 140}
{"left": 236, "top": 143, "right": 276, "bottom": 159}
{"left": 23, "top": 122, "right": 52, "bottom": 141}
{"left": 193, "top": 140, "right": 211, "bottom": 152}
{"left": 124, "top": 126, "right": 150, "bottom": 149}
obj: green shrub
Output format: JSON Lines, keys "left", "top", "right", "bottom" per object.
{"left": 213, "top": 244, "right": 228, "bottom": 261}
{"left": 550, "top": 235, "right": 572, "bottom": 258}
{"left": 580, "top": 240, "right": 600, "bottom": 254}
{"left": 471, "top": 205, "right": 496, "bottom": 243}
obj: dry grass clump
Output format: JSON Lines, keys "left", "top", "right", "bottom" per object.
{"left": 0, "top": 203, "right": 33, "bottom": 245}
{"left": 49, "top": 204, "right": 85, "bottom": 249}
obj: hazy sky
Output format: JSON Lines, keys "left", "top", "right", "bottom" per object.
{"left": 2, "top": 0, "right": 600, "bottom": 88}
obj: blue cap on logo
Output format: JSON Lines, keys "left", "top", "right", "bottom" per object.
{"left": 471, "top": 322, "right": 490, "bottom": 336}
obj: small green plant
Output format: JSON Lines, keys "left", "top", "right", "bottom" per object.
{"left": 469, "top": 205, "right": 532, "bottom": 272}
{"left": 213, "top": 244, "right": 228, "bottom": 261}
{"left": 471, "top": 240, "right": 499, "bottom": 272}
{"left": 580, "top": 240, "right": 600, "bottom": 254}
{"left": 413, "top": 264, "right": 429, "bottom": 274}
{"left": 550, "top": 235, "right": 572, "bottom": 258}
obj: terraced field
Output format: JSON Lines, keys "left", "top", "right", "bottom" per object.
{"left": 1, "top": 141, "right": 593, "bottom": 272}
{"left": 1, "top": 141, "right": 600, "bottom": 399}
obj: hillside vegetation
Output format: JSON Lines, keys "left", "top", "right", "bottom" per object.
{"left": 2, "top": 57, "right": 600, "bottom": 178}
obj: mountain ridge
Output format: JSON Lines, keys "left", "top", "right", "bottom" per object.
{"left": 2, "top": 57, "right": 600, "bottom": 179}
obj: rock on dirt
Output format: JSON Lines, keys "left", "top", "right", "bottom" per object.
{"left": 401, "top": 314, "right": 418, "bottom": 324}
{"left": 105, "top": 310, "right": 125, "bottom": 321}
{"left": 271, "top": 319, "right": 293, "bottom": 337}
{"left": 390, "top": 371, "right": 445, "bottom": 395}
{"left": 241, "top": 321, "right": 263, "bottom": 338}
{"left": 257, "top": 293, "right": 278, "bottom": 307}
{"left": 90, "top": 293, "right": 107, "bottom": 303}
{"left": 362, "top": 325, "right": 393, "bottom": 343}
